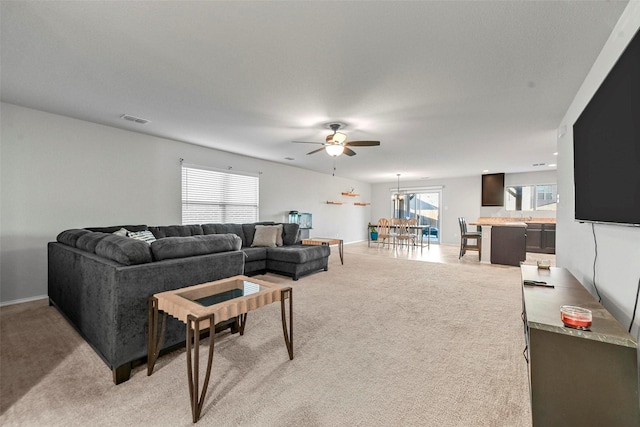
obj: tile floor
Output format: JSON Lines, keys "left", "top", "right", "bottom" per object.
{"left": 343, "top": 240, "right": 556, "bottom": 268}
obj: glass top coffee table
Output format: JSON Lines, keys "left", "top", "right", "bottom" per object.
{"left": 147, "top": 275, "right": 293, "bottom": 423}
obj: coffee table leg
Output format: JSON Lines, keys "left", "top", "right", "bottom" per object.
{"left": 280, "top": 288, "right": 293, "bottom": 360}
{"left": 186, "top": 314, "right": 215, "bottom": 423}
{"left": 238, "top": 313, "right": 248, "bottom": 336}
{"left": 147, "top": 296, "right": 167, "bottom": 376}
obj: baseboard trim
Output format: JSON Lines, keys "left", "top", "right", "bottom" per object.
{"left": 0, "top": 295, "right": 49, "bottom": 307}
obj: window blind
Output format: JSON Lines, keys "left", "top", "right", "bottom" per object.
{"left": 182, "top": 165, "right": 259, "bottom": 225}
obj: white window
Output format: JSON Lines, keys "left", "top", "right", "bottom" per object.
{"left": 505, "top": 184, "right": 557, "bottom": 211}
{"left": 181, "top": 164, "right": 259, "bottom": 225}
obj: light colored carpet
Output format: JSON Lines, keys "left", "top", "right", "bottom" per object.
{"left": 0, "top": 251, "right": 531, "bottom": 426}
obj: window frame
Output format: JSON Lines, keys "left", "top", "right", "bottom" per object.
{"left": 181, "top": 163, "right": 259, "bottom": 225}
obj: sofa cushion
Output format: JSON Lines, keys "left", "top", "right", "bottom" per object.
{"left": 201, "top": 223, "right": 217, "bottom": 235}
{"left": 267, "top": 245, "right": 330, "bottom": 263}
{"left": 242, "top": 224, "right": 256, "bottom": 247}
{"left": 148, "top": 225, "right": 203, "bottom": 238}
{"left": 214, "top": 224, "right": 246, "bottom": 243}
{"left": 94, "top": 234, "right": 153, "bottom": 266}
{"left": 251, "top": 225, "right": 279, "bottom": 247}
{"left": 57, "top": 229, "right": 91, "bottom": 247}
{"left": 151, "top": 234, "right": 242, "bottom": 261}
{"left": 76, "top": 232, "right": 110, "bottom": 253}
{"left": 242, "top": 247, "right": 267, "bottom": 263}
{"left": 241, "top": 247, "right": 268, "bottom": 262}
{"left": 282, "top": 223, "right": 301, "bottom": 245}
{"left": 85, "top": 225, "right": 148, "bottom": 233}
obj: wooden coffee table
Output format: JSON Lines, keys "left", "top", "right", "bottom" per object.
{"left": 302, "top": 237, "right": 344, "bottom": 264}
{"left": 147, "top": 275, "right": 293, "bottom": 423}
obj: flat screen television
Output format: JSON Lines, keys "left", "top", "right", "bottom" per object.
{"left": 573, "top": 28, "right": 640, "bottom": 227}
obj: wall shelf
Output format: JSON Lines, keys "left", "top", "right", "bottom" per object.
{"left": 354, "top": 202, "right": 370, "bottom": 206}
{"left": 341, "top": 192, "right": 360, "bottom": 197}
{"left": 326, "top": 201, "right": 345, "bottom": 205}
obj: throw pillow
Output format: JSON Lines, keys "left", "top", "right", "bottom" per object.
{"left": 128, "top": 230, "right": 157, "bottom": 244}
{"left": 113, "top": 227, "right": 129, "bottom": 237}
{"left": 254, "top": 224, "right": 283, "bottom": 246}
{"left": 251, "top": 225, "right": 279, "bottom": 247}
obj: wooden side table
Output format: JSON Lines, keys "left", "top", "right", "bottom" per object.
{"left": 147, "top": 275, "right": 292, "bottom": 423}
{"left": 302, "top": 237, "right": 344, "bottom": 264}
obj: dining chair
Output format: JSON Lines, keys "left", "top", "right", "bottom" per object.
{"left": 458, "top": 217, "right": 482, "bottom": 259}
{"left": 375, "top": 218, "right": 393, "bottom": 248}
{"left": 395, "top": 218, "right": 414, "bottom": 247}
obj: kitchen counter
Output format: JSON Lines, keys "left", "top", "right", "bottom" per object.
{"left": 474, "top": 217, "right": 555, "bottom": 225}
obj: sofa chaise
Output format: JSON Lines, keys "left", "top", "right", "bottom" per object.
{"left": 48, "top": 222, "right": 330, "bottom": 384}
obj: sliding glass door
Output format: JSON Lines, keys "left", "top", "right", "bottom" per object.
{"left": 392, "top": 189, "right": 441, "bottom": 243}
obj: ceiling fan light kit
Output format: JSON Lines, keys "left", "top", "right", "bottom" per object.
{"left": 325, "top": 144, "right": 345, "bottom": 156}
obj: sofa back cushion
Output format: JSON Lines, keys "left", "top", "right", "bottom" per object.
{"left": 148, "top": 224, "right": 203, "bottom": 238}
{"left": 212, "top": 223, "right": 246, "bottom": 242}
{"left": 150, "top": 234, "right": 242, "bottom": 261}
{"left": 84, "top": 225, "right": 148, "bottom": 233}
{"left": 76, "top": 232, "right": 110, "bottom": 253}
{"left": 94, "top": 235, "right": 153, "bottom": 266}
{"left": 282, "top": 223, "right": 301, "bottom": 245}
{"left": 242, "top": 224, "right": 256, "bottom": 247}
{"left": 57, "top": 229, "right": 91, "bottom": 248}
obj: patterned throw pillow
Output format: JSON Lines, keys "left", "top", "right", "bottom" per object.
{"left": 127, "top": 230, "right": 157, "bottom": 245}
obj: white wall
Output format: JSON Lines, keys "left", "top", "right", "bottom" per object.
{"left": 0, "top": 103, "right": 371, "bottom": 304}
{"left": 557, "top": 3, "right": 640, "bottom": 334}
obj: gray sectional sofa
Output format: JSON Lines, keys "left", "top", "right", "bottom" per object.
{"left": 48, "top": 222, "right": 330, "bottom": 384}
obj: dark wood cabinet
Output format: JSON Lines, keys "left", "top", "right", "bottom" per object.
{"left": 481, "top": 173, "right": 505, "bottom": 206}
{"left": 525, "top": 223, "right": 555, "bottom": 254}
{"left": 491, "top": 225, "right": 526, "bottom": 266}
{"left": 521, "top": 266, "right": 639, "bottom": 426}
{"left": 542, "top": 224, "right": 555, "bottom": 252}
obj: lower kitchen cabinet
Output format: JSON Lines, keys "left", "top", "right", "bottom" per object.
{"left": 525, "top": 223, "right": 555, "bottom": 254}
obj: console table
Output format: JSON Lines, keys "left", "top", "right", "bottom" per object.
{"left": 520, "top": 265, "right": 639, "bottom": 426}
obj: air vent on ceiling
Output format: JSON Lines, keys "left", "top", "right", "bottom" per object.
{"left": 120, "top": 114, "right": 150, "bottom": 124}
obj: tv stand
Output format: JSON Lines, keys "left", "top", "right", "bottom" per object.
{"left": 520, "top": 265, "right": 639, "bottom": 426}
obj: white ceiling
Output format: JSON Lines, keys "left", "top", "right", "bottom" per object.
{"left": 1, "top": 1, "right": 629, "bottom": 183}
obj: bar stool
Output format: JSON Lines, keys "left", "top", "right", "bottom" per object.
{"left": 458, "top": 217, "right": 481, "bottom": 259}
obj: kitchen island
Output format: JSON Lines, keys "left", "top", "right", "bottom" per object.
{"left": 470, "top": 217, "right": 556, "bottom": 265}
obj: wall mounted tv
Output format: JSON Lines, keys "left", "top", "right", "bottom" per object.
{"left": 573, "top": 28, "right": 640, "bottom": 227}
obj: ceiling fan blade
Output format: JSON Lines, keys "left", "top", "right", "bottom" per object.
{"left": 344, "top": 140, "right": 381, "bottom": 147}
{"left": 306, "top": 147, "right": 326, "bottom": 155}
{"left": 292, "top": 140, "right": 325, "bottom": 145}
{"left": 343, "top": 147, "right": 357, "bottom": 156}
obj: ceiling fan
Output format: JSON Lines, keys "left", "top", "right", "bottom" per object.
{"left": 292, "top": 123, "right": 380, "bottom": 157}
